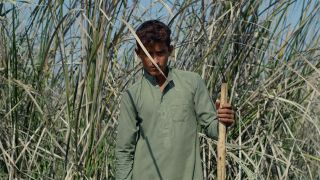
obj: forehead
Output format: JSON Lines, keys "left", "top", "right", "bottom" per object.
{"left": 143, "top": 42, "right": 168, "bottom": 51}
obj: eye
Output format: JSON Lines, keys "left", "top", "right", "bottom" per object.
{"left": 156, "top": 51, "right": 165, "bottom": 56}
{"left": 141, "top": 51, "right": 152, "bottom": 57}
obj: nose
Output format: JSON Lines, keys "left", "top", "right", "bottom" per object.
{"left": 150, "top": 54, "right": 159, "bottom": 63}
{"left": 154, "top": 56, "right": 159, "bottom": 64}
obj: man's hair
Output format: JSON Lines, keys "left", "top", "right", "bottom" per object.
{"left": 136, "top": 20, "right": 171, "bottom": 50}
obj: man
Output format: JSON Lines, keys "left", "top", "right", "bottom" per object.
{"left": 116, "top": 20, "right": 234, "bottom": 180}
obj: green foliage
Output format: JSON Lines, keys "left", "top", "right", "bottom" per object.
{"left": 0, "top": 0, "right": 319, "bottom": 179}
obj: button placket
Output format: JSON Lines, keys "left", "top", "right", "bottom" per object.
{"left": 154, "top": 81, "right": 173, "bottom": 148}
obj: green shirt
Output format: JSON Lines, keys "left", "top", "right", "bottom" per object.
{"left": 116, "top": 67, "right": 218, "bottom": 180}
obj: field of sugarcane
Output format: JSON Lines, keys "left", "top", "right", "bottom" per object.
{"left": 0, "top": 0, "right": 319, "bottom": 179}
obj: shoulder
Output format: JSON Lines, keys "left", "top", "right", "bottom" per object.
{"left": 125, "top": 78, "right": 142, "bottom": 95}
{"left": 122, "top": 78, "right": 144, "bottom": 106}
{"left": 171, "top": 68, "right": 203, "bottom": 94}
{"left": 172, "top": 68, "right": 203, "bottom": 84}
{"left": 172, "top": 68, "right": 199, "bottom": 76}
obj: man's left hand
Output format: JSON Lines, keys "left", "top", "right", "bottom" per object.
{"left": 215, "top": 100, "right": 235, "bottom": 127}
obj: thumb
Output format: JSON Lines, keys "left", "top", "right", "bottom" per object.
{"left": 215, "top": 100, "right": 220, "bottom": 110}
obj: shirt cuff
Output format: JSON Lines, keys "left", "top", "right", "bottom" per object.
{"left": 205, "top": 118, "right": 218, "bottom": 139}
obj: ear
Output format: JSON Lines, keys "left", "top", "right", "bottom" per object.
{"left": 135, "top": 48, "right": 141, "bottom": 58}
{"left": 169, "top": 45, "right": 173, "bottom": 53}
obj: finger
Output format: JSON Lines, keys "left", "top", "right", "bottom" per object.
{"left": 219, "top": 118, "right": 234, "bottom": 124}
{"left": 215, "top": 100, "right": 220, "bottom": 110}
{"left": 218, "top": 118, "right": 234, "bottom": 126}
{"left": 218, "top": 109, "right": 234, "bottom": 114}
{"left": 218, "top": 114, "right": 234, "bottom": 119}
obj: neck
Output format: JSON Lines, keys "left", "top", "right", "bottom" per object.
{"left": 155, "top": 74, "right": 166, "bottom": 86}
{"left": 155, "top": 67, "right": 168, "bottom": 86}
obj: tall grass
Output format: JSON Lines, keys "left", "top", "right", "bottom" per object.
{"left": 0, "top": 0, "right": 319, "bottom": 179}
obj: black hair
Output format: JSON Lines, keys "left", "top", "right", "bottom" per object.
{"left": 136, "top": 20, "right": 171, "bottom": 49}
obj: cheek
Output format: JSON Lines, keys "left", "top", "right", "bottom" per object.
{"left": 141, "top": 58, "right": 151, "bottom": 65}
{"left": 159, "top": 57, "right": 169, "bottom": 64}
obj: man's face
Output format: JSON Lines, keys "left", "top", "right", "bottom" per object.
{"left": 135, "top": 42, "right": 172, "bottom": 77}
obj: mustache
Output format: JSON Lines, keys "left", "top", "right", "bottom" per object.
{"left": 150, "top": 65, "right": 160, "bottom": 68}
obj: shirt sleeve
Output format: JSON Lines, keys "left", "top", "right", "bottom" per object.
{"left": 115, "top": 91, "right": 139, "bottom": 180}
{"left": 193, "top": 74, "right": 218, "bottom": 139}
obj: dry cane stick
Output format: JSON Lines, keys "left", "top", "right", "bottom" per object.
{"left": 217, "top": 83, "right": 227, "bottom": 180}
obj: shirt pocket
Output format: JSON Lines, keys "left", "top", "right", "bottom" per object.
{"left": 166, "top": 89, "right": 194, "bottom": 122}
{"left": 171, "top": 103, "right": 193, "bottom": 122}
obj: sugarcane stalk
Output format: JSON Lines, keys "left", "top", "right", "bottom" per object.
{"left": 217, "top": 83, "right": 227, "bottom": 180}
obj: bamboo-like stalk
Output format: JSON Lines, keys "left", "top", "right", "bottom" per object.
{"left": 217, "top": 83, "right": 228, "bottom": 180}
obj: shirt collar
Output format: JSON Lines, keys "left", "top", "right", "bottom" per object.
{"left": 143, "top": 66, "right": 174, "bottom": 86}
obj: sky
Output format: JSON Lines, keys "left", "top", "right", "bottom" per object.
{"left": 2, "top": 0, "right": 318, "bottom": 65}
